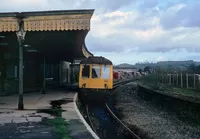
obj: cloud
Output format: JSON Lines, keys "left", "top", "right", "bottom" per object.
{"left": 0, "top": 0, "right": 136, "bottom": 13}
{"left": 86, "top": 35, "right": 126, "bottom": 52}
{"left": 139, "top": 0, "right": 159, "bottom": 9}
{"left": 185, "top": 54, "right": 200, "bottom": 61}
{"left": 160, "top": 2, "right": 200, "bottom": 29}
{"left": 0, "top": 0, "right": 200, "bottom": 64}
{"left": 86, "top": 9, "right": 200, "bottom": 54}
{"left": 156, "top": 56, "right": 166, "bottom": 61}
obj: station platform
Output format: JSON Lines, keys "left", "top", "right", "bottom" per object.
{"left": 0, "top": 89, "right": 99, "bottom": 139}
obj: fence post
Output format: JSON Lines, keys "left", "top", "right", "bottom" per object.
{"left": 177, "top": 73, "right": 178, "bottom": 87}
{"left": 181, "top": 73, "right": 183, "bottom": 87}
{"left": 186, "top": 73, "right": 188, "bottom": 89}
{"left": 169, "top": 73, "right": 171, "bottom": 85}
{"left": 194, "top": 74, "right": 196, "bottom": 89}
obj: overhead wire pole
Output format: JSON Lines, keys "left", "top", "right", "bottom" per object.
{"left": 16, "top": 16, "right": 26, "bottom": 110}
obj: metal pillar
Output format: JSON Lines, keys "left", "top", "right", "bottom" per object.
{"left": 42, "top": 56, "right": 46, "bottom": 94}
{"left": 16, "top": 29, "right": 26, "bottom": 110}
{"left": 70, "top": 62, "right": 74, "bottom": 84}
{"left": 59, "top": 61, "right": 63, "bottom": 85}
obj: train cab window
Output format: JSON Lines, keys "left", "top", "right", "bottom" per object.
{"left": 102, "top": 65, "right": 110, "bottom": 79}
{"left": 92, "top": 65, "right": 101, "bottom": 78}
{"left": 82, "top": 65, "right": 90, "bottom": 78}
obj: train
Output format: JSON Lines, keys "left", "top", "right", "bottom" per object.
{"left": 78, "top": 56, "right": 113, "bottom": 101}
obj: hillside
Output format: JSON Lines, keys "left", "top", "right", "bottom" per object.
{"left": 114, "top": 63, "right": 136, "bottom": 69}
{"left": 115, "top": 60, "right": 200, "bottom": 70}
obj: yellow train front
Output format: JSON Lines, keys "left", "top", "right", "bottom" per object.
{"left": 78, "top": 56, "right": 113, "bottom": 102}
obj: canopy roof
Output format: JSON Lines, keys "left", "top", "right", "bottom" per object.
{"left": 0, "top": 9, "right": 94, "bottom": 61}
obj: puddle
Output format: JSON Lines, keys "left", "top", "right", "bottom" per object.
{"left": 37, "top": 98, "right": 72, "bottom": 117}
{"left": 50, "top": 98, "right": 73, "bottom": 109}
{"left": 37, "top": 109, "right": 64, "bottom": 117}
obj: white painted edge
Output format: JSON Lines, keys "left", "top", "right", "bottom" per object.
{"left": 73, "top": 93, "right": 100, "bottom": 139}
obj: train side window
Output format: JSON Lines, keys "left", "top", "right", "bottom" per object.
{"left": 92, "top": 65, "right": 101, "bottom": 78}
{"left": 82, "top": 65, "right": 90, "bottom": 78}
{"left": 102, "top": 65, "right": 110, "bottom": 79}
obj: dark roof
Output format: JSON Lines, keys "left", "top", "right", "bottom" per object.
{"left": 0, "top": 9, "right": 94, "bottom": 17}
{"left": 80, "top": 56, "right": 113, "bottom": 65}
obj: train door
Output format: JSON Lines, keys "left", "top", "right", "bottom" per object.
{"left": 91, "top": 64, "right": 101, "bottom": 88}
{"left": 79, "top": 64, "right": 90, "bottom": 88}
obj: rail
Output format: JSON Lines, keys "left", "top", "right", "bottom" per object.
{"left": 85, "top": 104, "right": 98, "bottom": 134}
{"left": 105, "top": 103, "right": 141, "bottom": 139}
{"left": 113, "top": 78, "right": 139, "bottom": 89}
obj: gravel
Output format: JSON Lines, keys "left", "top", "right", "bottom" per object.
{"left": 114, "top": 82, "right": 200, "bottom": 139}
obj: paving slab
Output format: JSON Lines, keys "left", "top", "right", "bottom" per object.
{"left": 0, "top": 90, "right": 99, "bottom": 139}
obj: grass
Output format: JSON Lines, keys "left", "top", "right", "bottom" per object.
{"left": 138, "top": 74, "right": 200, "bottom": 98}
{"left": 39, "top": 107, "right": 70, "bottom": 139}
{"left": 38, "top": 108, "right": 63, "bottom": 117}
{"left": 172, "top": 87, "right": 199, "bottom": 97}
{"left": 43, "top": 117, "right": 70, "bottom": 139}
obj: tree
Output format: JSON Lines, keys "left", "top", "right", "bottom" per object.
{"left": 188, "top": 63, "right": 196, "bottom": 73}
{"left": 138, "top": 69, "right": 142, "bottom": 75}
{"left": 195, "top": 65, "right": 200, "bottom": 74}
{"left": 144, "top": 66, "right": 151, "bottom": 74}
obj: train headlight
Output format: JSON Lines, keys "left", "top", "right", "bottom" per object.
{"left": 82, "top": 83, "right": 86, "bottom": 88}
{"left": 104, "top": 84, "right": 108, "bottom": 89}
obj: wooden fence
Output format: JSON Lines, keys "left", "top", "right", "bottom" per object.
{"left": 153, "top": 73, "right": 200, "bottom": 90}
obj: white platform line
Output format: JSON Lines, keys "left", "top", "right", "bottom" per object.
{"left": 73, "top": 93, "right": 100, "bottom": 139}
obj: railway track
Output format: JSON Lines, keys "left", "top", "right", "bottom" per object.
{"left": 81, "top": 78, "right": 141, "bottom": 139}
{"left": 84, "top": 102, "right": 141, "bottom": 139}
{"left": 85, "top": 104, "right": 97, "bottom": 134}
{"left": 113, "top": 78, "right": 138, "bottom": 89}
{"left": 105, "top": 103, "right": 141, "bottom": 139}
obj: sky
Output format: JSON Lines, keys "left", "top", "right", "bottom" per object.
{"left": 1, "top": 0, "right": 200, "bottom": 65}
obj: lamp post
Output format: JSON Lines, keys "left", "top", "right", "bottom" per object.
{"left": 16, "top": 32, "right": 26, "bottom": 110}
{"left": 16, "top": 17, "right": 26, "bottom": 110}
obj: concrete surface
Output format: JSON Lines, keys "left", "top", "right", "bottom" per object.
{"left": 0, "top": 90, "right": 98, "bottom": 139}
{"left": 62, "top": 93, "right": 99, "bottom": 139}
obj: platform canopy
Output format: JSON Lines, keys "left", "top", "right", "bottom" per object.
{"left": 0, "top": 9, "right": 94, "bottom": 62}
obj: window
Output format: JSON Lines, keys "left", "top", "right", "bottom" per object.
{"left": 82, "top": 65, "right": 90, "bottom": 78}
{"left": 92, "top": 65, "right": 100, "bottom": 78}
{"left": 102, "top": 65, "right": 110, "bottom": 79}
